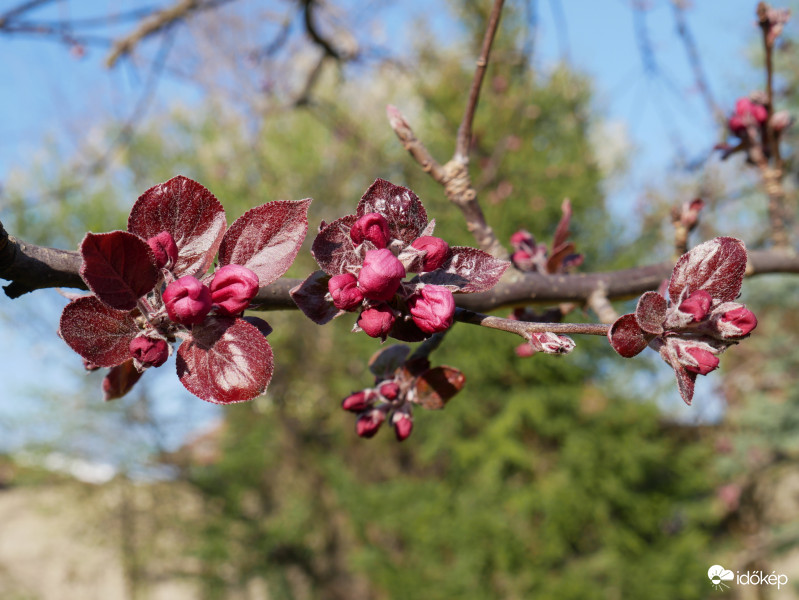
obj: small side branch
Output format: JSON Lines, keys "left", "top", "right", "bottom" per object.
{"left": 455, "top": 307, "right": 609, "bottom": 338}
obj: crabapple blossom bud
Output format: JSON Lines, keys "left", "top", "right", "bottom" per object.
{"left": 379, "top": 381, "right": 400, "bottom": 400}
{"left": 729, "top": 97, "right": 768, "bottom": 136}
{"left": 678, "top": 290, "right": 713, "bottom": 322}
{"left": 393, "top": 413, "right": 413, "bottom": 442}
{"left": 684, "top": 347, "right": 719, "bottom": 376}
{"left": 351, "top": 212, "right": 391, "bottom": 248}
{"left": 358, "top": 249, "right": 406, "bottom": 301}
{"left": 356, "top": 409, "right": 385, "bottom": 438}
{"left": 770, "top": 110, "right": 793, "bottom": 134}
{"left": 328, "top": 273, "right": 363, "bottom": 311}
{"left": 163, "top": 275, "right": 212, "bottom": 325}
{"left": 129, "top": 335, "right": 169, "bottom": 368}
{"left": 147, "top": 231, "right": 179, "bottom": 269}
{"left": 511, "top": 250, "right": 534, "bottom": 270}
{"left": 209, "top": 264, "right": 259, "bottom": 315}
{"left": 410, "top": 236, "right": 450, "bottom": 271}
{"left": 716, "top": 306, "right": 757, "bottom": 338}
{"left": 357, "top": 305, "right": 396, "bottom": 338}
{"left": 342, "top": 390, "right": 374, "bottom": 412}
{"left": 510, "top": 230, "right": 535, "bottom": 249}
{"left": 408, "top": 285, "right": 455, "bottom": 334}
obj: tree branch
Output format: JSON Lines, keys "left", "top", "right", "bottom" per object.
{"left": 3, "top": 221, "right": 796, "bottom": 313}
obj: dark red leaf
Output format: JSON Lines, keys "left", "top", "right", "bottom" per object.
{"left": 388, "top": 316, "right": 430, "bottom": 342}
{"left": 176, "top": 316, "right": 274, "bottom": 404}
{"left": 356, "top": 179, "right": 428, "bottom": 244}
{"left": 414, "top": 366, "right": 465, "bottom": 410}
{"left": 552, "top": 198, "right": 573, "bottom": 250}
{"left": 311, "top": 215, "right": 359, "bottom": 275}
{"left": 60, "top": 295, "right": 139, "bottom": 367}
{"left": 368, "top": 345, "right": 410, "bottom": 377}
{"left": 103, "top": 359, "right": 143, "bottom": 401}
{"left": 607, "top": 313, "right": 653, "bottom": 358}
{"left": 671, "top": 363, "right": 697, "bottom": 406}
{"left": 290, "top": 270, "right": 340, "bottom": 325}
{"left": 242, "top": 316, "right": 273, "bottom": 337}
{"left": 419, "top": 247, "right": 509, "bottom": 293}
{"left": 669, "top": 237, "right": 747, "bottom": 304}
{"left": 128, "top": 176, "right": 227, "bottom": 278}
{"left": 219, "top": 199, "right": 311, "bottom": 285}
{"left": 545, "top": 242, "right": 575, "bottom": 274}
{"left": 634, "top": 291, "right": 667, "bottom": 335}
{"left": 79, "top": 231, "right": 159, "bottom": 311}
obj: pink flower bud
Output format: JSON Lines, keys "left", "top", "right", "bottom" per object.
{"left": 510, "top": 230, "right": 535, "bottom": 249}
{"left": 357, "top": 305, "right": 396, "bottom": 338}
{"left": 163, "top": 275, "right": 212, "bottom": 325}
{"left": 342, "top": 390, "right": 374, "bottom": 412}
{"left": 328, "top": 273, "right": 364, "bottom": 311}
{"left": 410, "top": 236, "right": 450, "bottom": 272}
{"left": 129, "top": 335, "right": 169, "bottom": 368}
{"left": 512, "top": 250, "right": 534, "bottom": 270}
{"left": 684, "top": 347, "right": 719, "bottom": 376}
{"left": 393, "top": 413, "right": 413, "bottom": 442}
{"left": 209, "top": 264, "right": 259, "bottom": 315}
{"left": 678, "top": 290, "right": 712, "bottom": 322}
{"left": 147, "top": 231, "right": 179, "bottom": 269}
{"left": 408, "top": 285, "right": 455, "bottom": 334}
{"left": 350, "top": 212, "right": 391, "bottom": 248}
{"left": 358, "top": 249, "right": 406, "bottom": 301}
{"left": 729, "top": 97, "right": 768, "bottom": 135}
{"left": 356, "top": 409, "right": 385, "bottom": 438}
{"left": 718, "top": 306, "right": 757, "bottom": 338}
{"left": 770, "top": 110, "right": 793, "bottom": 134}
{"left": 379, "top": 382, "right": 400, "bottom": 400}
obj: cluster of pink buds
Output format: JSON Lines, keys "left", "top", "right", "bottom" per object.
{"left": 59, "top": 176, "right": 311, "bottom": 404}
{"left": 292, "top": 179, "right": 509, "bottom": 342}
{"left": 608, "top": 237, "right": 757, "bottom": 404}
{"left": 719, "top": 94, "right": 792, "bottom": 161}
{"left": 340, "top": 345, "right": 466, "bottom": 442}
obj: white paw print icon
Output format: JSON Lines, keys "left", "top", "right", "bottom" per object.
{"left": 708, "top": 565, "right": 734, "bottom": 590}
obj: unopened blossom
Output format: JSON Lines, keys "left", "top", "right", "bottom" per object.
{"left": 393, "top": 412, "right": 413, "bottom": 442}
{"left": 678, "top": 290, "right": 712, "bottom": 322}
{"left": 408, "top": 285, "right": 455, "bottom": 334}
{"left": 328, "top": 273, "right": 363, "bottom": 311}
{"left": 410, "top": 236, "right": 450, "bottom": 272}
{"left": 163, "top": 275, "right": 212, "bottom": 325}
{"left": 350, "top": 212, "right": 391, "bottom": 248}
{"left": 713, "top": 305, "right": 757, "bottom": 339}
{"left": 358, "top": 248, "right": 406, "bottom": 301}
{"left": 356, "top": 409, "right": 385, "bottom": 438}
{"left": 357, "top": 304, "right": 396, "bottom": 338}
{"left": 130, "top": 335, "right": 169, "bottom": 369}
{"left": 379, "top": 381, "right": 400, "bottom": 400}
{"left": 684, "top": 346, "right": 719, "bottom": 376}
{"left": 728, "top": 97, "right": 768, "bottom": 136}
{"left": 209, "top": 264, "right": 259, "bottom": 315}
{"left": 147, "top": 231, "right": 179, "bottom": 269}
{"left": 342, "top": 390, "right": 374, "bottom": 412}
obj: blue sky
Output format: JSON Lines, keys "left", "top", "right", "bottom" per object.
{"left": 0, "top": 0, "right": 785, "bottom": 453}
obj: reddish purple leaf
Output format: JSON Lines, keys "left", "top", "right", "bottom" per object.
{"left": 634, "top": 291, "right": 667, "bottom": 335}
{"left": 290, "top": 270, "right": 341, "bottom": 325}
{"left": 128, "top": 176, "right": 227, "bottom": 278}
{"left": 414, "top": 366, "right": 465, "bottom": 410}
{"left": 176, "top": 316, "right": 274, "bottom": 404}
{"left": 672, "top": 365, "right": 697, "bottom": 406}
{"left": 60, "top": 295, "right": 140, "bottom": 367}
{"left": 546, "top": 242, "right": 575, "bottom": 274}
{"left": 388, "top": 316, "right": 430, "bottom": 342}
{"left": 607, "top": 313, "right": 653, "bottom": 358}
{"left": 219, "top": 199, "right": 311, "bottom": 285}
{"left": 368, "top": 345, "right": 411, "bottom": 378}
{"left": 242, "top": 316, "right": 273, "bottom": 338}
{"left": 356, "top": 179, "right": 428, "bottom": 244}
{"left": 79, "top": 231, "right": 159, "bottom": 311}
{"left": 419, "top": 247, "right": 510, "bottom": 293}
{"left": 311, "top": 215, "right": 359, "bottom": 275}
{"left": 103, "top": 359, "right": 144, "bottom": 401}
{"left": 552, "top": 198, "right": 573, "bottom": 250}
{"left": 669, "top": 237, "right": 747, "bottom": 304}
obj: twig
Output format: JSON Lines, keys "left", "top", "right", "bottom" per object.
{"left": 454, "top": 0, "right": 504, "bottom": 162}
{"left": 455, "top": 307, "right": 609, "bottom": 338}
{"left": 587, "top": 284, "right": 618, "bottom": 323}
